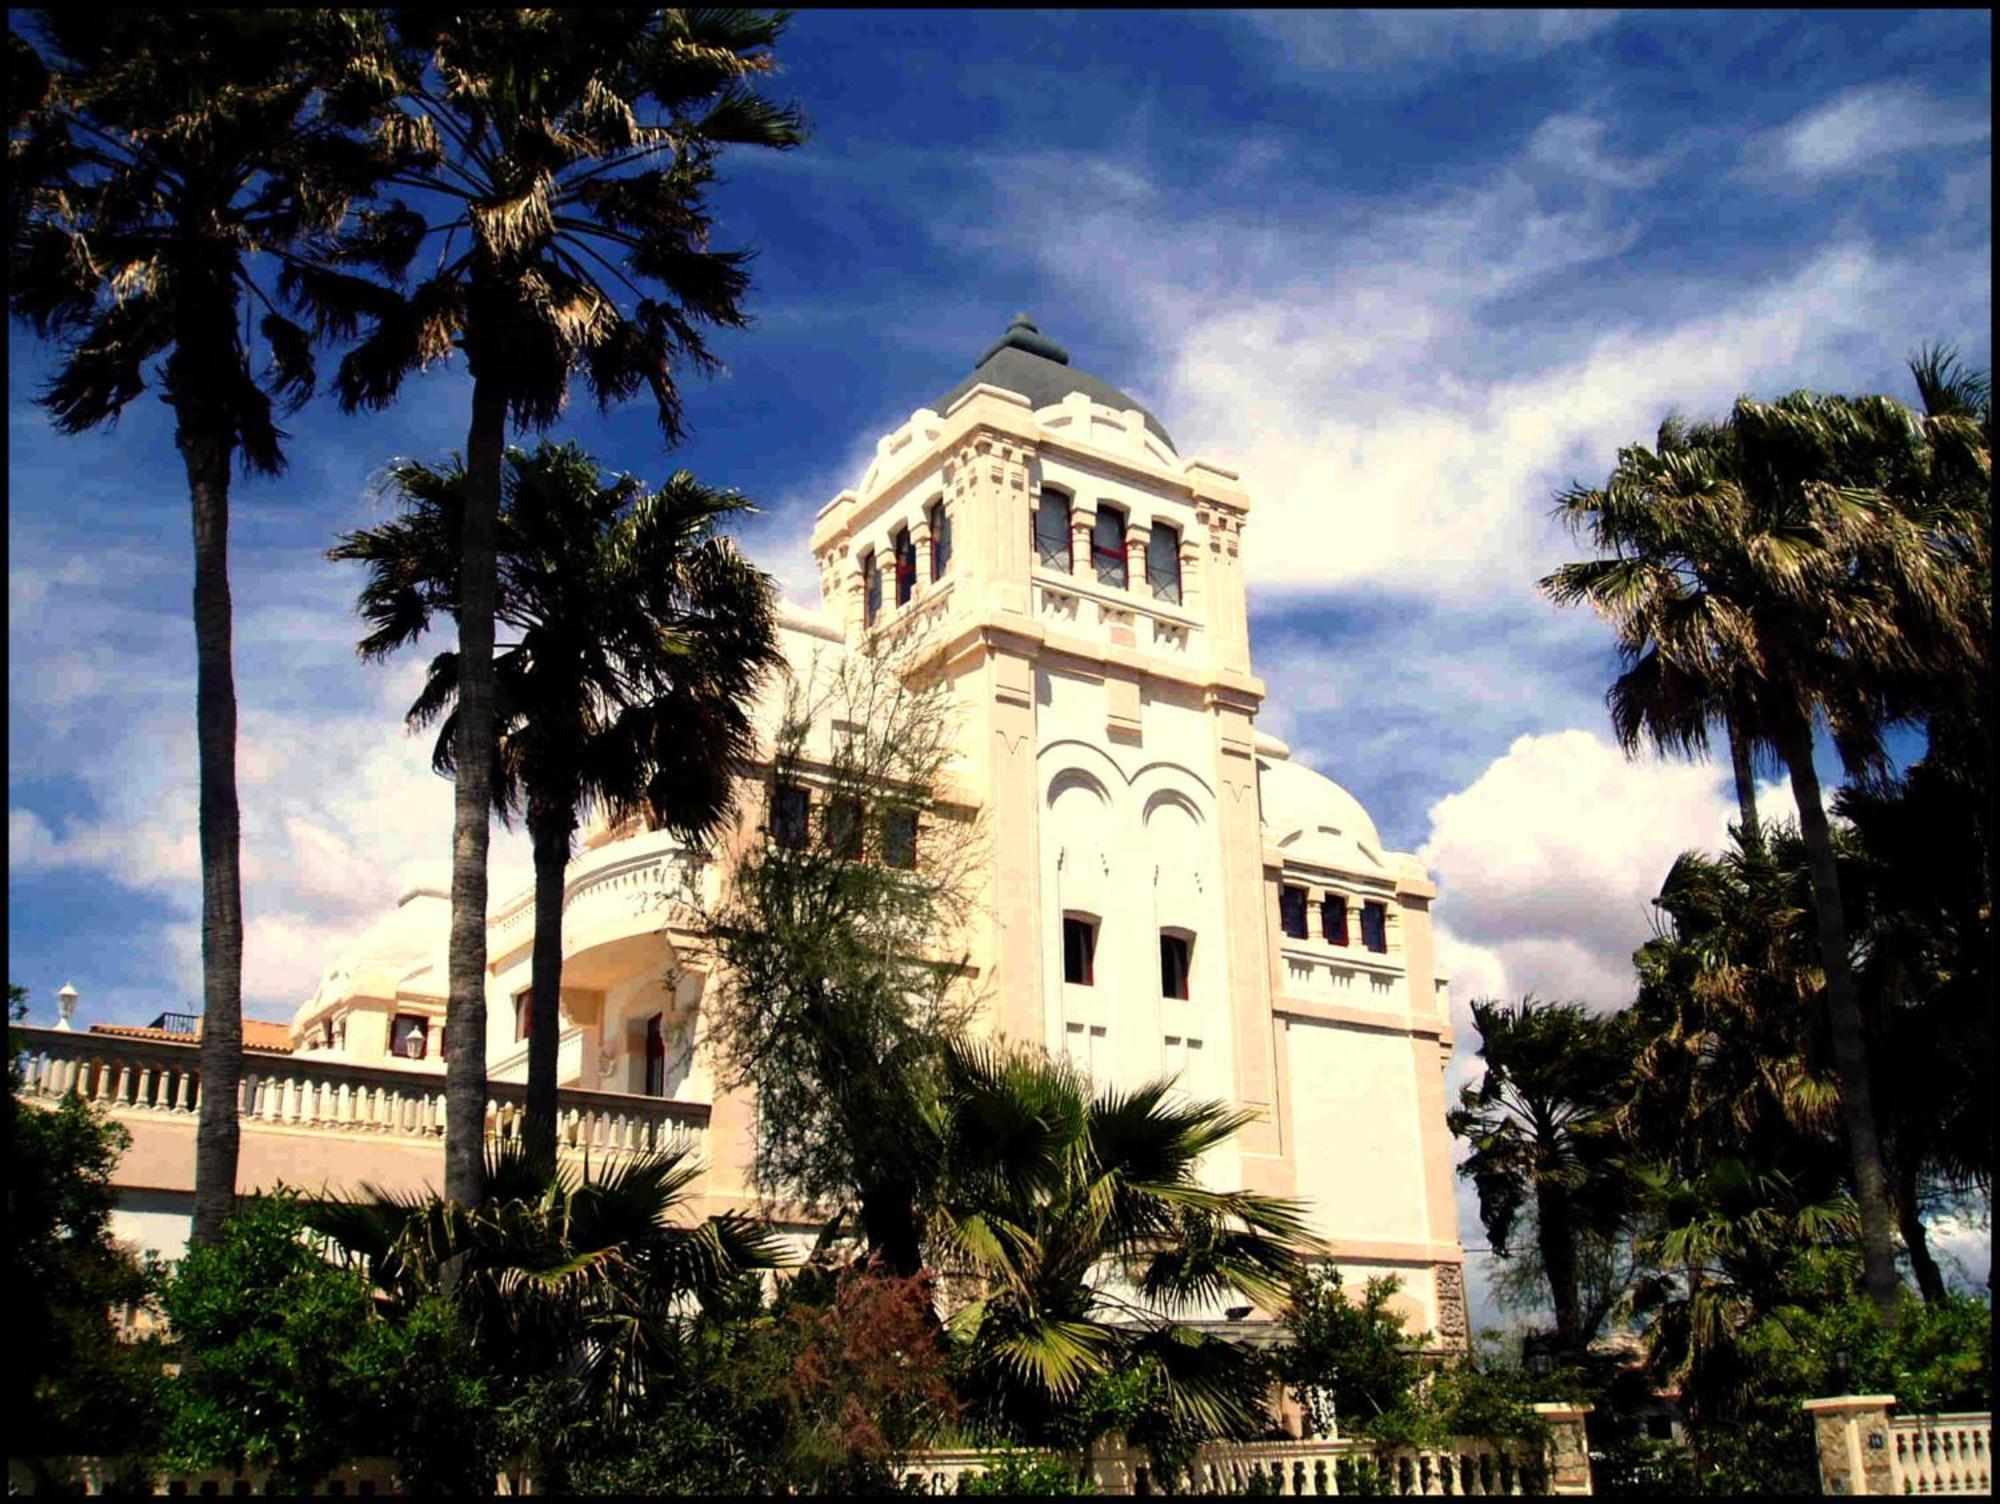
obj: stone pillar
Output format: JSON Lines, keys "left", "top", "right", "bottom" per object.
{"left": 1431, "top": 1261, "right": 1469, "bottom": 1351}
{"left": 1125, "top": 521, "right": 1150, "bottom": 599}
{"left": 1532, "top": 1403, "right": 1595, "bottom": 1495}
{"left": 911, "top": 519, "right": 933, "bottom": 597}
{"left": 1802, "top": 1395, "right": 1898, "bottom": 1496}
{"left": 1070, "top": 505, "right": 1095, "bottom": 581}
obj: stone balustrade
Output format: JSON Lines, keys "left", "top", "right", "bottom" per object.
{"left": 901, "top": 1433, "right": 1567, "bottom": 1496}
{"left": 13, "top": 1024, "right": 709, "bottom": 1166}
{"left": 1806, "top": 1396, "right": 1991, "bottom": 1496}
{"left": 1890, "top": 1413, "right": 1991, "bottom": 1495}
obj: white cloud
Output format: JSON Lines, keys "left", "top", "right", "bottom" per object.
{"left": 1244, "top": 10, "right": 1620, "bottom": 76}
{"left": 1419, "top": 728, "right": 1747, "bottom": 1005}
{"left": 1524, "top": 111, "right": 1676, "bottom": 189}
{"left": 1760, "top": 83, "right": 1991, "bottom": 181}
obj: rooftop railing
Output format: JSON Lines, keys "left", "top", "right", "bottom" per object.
{"left": 13, "top": 1023, "right": 709, "bottom": 1165}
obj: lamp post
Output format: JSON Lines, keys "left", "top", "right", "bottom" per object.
{"left": 55, "top": 981, "right": 79, "bottom": 1031}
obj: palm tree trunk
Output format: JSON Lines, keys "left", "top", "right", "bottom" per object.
{"left": 179, "top": 414, "right": 244, "bottom": 1248}
{"left": 525, "top": 808, "right": 570, "bottom": 1168}
{"left": 1894, "top": 1156, "right": 1948, "bottom": 1306}
{"left": 1774, "top": 711, "right": 1903, "bottom": 1326}
{"left": 443, "top": 370, "right": 506, "bottom": 1209}
{"left": 1723, "top": 704, "right": 1762, "bottom": 854}
{"left": 1536, "top": 1178, "right": 1583, "bottom": 1356}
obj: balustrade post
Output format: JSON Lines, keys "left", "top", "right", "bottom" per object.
{"left": 1803, "top": 1397, "right": 1897, "bottom": 1497}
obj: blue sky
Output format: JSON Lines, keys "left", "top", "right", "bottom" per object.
{"left": 8, "top": 10, "right": 1992, "bottom": 1317}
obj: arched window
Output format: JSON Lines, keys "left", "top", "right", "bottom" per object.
{"left": 893, "top": 526, "right": 917, "bottom": 606}
{"left": 1147, "top": 520, "right": 1182, "bottom": 604}
{"left": 1092, "top": 504, "right": 1127, "bottom": 588}
{"left": 862, "top": 550, "right": 881, "bottom": 625}
{"left": 1035, "top": 489, "right": 1073, "bottom": 570}
{"left": 928, "top": 500, "right": 951, "bottom": 579}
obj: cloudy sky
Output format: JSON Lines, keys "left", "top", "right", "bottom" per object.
{"left": 8, "top": 10, "right": 1992, "bottom": 1320}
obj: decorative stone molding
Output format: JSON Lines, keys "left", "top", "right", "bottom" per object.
{"left": 1432, "top": 1261, "right": 1469, "bottom": 1347}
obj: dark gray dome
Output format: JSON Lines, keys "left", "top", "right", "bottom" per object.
{"left": 933, "top": 315, "right": 1176, "bottom": 451}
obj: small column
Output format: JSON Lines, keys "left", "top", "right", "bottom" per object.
{"left": 1802, "top": 1395, "right": 1898, "bottom": 1496}
{"left": 1125, "top": 521, "right": 1151, "bottom": 600}
{"left": 1070, "top": 505, "right": 1095, "bottom": 580}
{"left": 911, "top": 519, "right": 933, "bottom": 598}
{"left": 1531, "top": 1404, "right": 1594, "bottom": 1495}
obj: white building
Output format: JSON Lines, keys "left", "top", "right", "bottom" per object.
{"left": 56, "top": 315, "right": 1466, "bottom": 1342}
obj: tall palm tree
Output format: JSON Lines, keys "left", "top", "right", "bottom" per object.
{"left": 8, "top": 11, "right": 400, "bottom": 1244}
{"left": 927, "top": 1042, "right": 1323, "bottom": 1445}
{"left": 287, "top": 11, "right": 804, "bottom": 1207}
{"left": 329, "top": 441, "right": 780, "bottom": 1163}
{"left": 1447, "top": 997, "right": 1630, "bottom": 1357}
{"left": 1542, "top": 382, "right": 1988, "bottom": 1324}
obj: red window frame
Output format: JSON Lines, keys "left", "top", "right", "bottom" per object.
{"left": 882, "top": 807, "right": 919, "bottom": 869}
{"left": 1092, "top": 506, "right": 1128, "bottom": 588}
{"left": 390, "top": 1013, "right": 429, "bottom": 1060}
{"left": 1361, "top": 901, "right": 1389, "bottom": 954}
{"left": 772, "top": 783, "right": 811, "bottom": 849}
{"left": 1279, "top": 886, "right": 1308, "bottom": 940}
{"left": 1147, "top": 521, "right": 1182, "bottom": 604}
{"left": 862, "top": 550, "right": 881, "bottom": 625}
{"left": 893, "top": 527, "right": 917, "bottom": 605}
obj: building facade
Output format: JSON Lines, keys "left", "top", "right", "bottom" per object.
{"left": 59, "top": 316, "right": 1465, "bottom": 1342}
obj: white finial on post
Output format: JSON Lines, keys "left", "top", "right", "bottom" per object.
{"left": 55, "top": 981, "right": 79, "bottom": 1031}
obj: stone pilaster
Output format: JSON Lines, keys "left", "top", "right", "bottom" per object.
{"left": 1431, "top": 1261, "right": 1469, "bottom": 1350}
{"left": 1531, "top": 1404, "right": 1595, "bottom": 1496}
{"left": 1802, "top": 1395, "right": 1898, "bottom": 1496}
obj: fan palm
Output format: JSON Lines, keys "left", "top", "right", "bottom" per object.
{"left": 1619, "top": 830, "right": 1845, "bottom": 1186}
{"left": 329, "top": 441, "right": 779, "bottom": 1164}
{"left": 1622, "top": 1157, "right": 1857, "bottom": 1429}
{"left": 287, "top": 10, "right": 804, "bottom": 1206}
{"left": 1447, "top": 997, "right": 1630, "bottom": 1356}
{"left": 927, "top": 1043, "right": 1323, "bottom": 1444}
{"left": 310, "top": 1139, "right": 787, "bottom": 1432}
{"left": 1541, "top": 378, "right": 1989, "bottom": 1323}
{"left": 8, "top": 10, "right": 400, "bottom": 1244}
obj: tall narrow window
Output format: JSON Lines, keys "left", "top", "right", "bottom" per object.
{"left": 1035, "top": 490, "right": 1073, "bottom": 570}
{"left": 773, "top": 783, "right": 810, "bottom": 849}
{"left": 1361, "top": 901, "right": 1389, "bottom": 954}
{"left": 644, "top": 1013, "right": 666, "bottom": 1097}
{"left": 1063, "top": 915, "right": 1097, "bottom": 985}
{"left": 1147, "top": 520, "right": 1182, "bottom": 604}
{"left": 1321, "top": 895, "right": 1349, "bottom": 946}
{"left": 928, "top": 500, "right": 951, "bottom": 579}
{"left": 1092, "top": 505, "right": 1128, "bottom": 588}
{"left": 513, "top": 990, "right": 532, "bottom": 1043}
{"left": 827, "top": 795, "right": 864, "bottom": 860}
{"left": 862, "top": 550, "right": 881, "bottom": 626}
{"left": 893, "top": 526, "right": 917, "bottom": 606}
{"left": 1279, "top": 885, "right": 1307, "bottom": 940}
{"left": 882, "top": 807, "right": 918, "bottom": 870}
{"left": 1160, "top": 932, "right": 1192, "bottom": 1000}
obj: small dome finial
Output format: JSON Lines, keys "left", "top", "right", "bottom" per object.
{"left": 976, "top": 313, "right": 1069, "bottom": 368}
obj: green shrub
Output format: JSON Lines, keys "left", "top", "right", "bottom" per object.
{"left": 961, "top": 1447, "right": 1094, "bottom": 1495}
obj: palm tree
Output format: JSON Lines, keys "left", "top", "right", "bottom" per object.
{"left": 311, "top": 1140, "right": 786, "bottom": 1459}
{"left": 8, "top": 11, "right": 399, "bottom": 1245}
{"left": 286, "top": 11, "right": 804, "bottom": 1207}
{"left": 1542, "top": 381, "right": 1989, "bottom": 1324}
{"left": 1619, "top": 832, "right": 1845, "bottom": 1190}
{"left": 329, "top": 441, "right": 780, "bottom": 1163}
{"left": 928, "top": 1042, "right": 1323, "bottom": 1446}
{"left": 1447, "top": 997, "right": 1630, "bottom": 1357}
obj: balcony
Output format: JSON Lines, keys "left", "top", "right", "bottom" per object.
{"left": 13, "top": 1024, "right": 710, "bottom": 1198}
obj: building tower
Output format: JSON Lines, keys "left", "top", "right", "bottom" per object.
{"left": 811, "top": 315, "right": 1467, "bottom": 1341}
